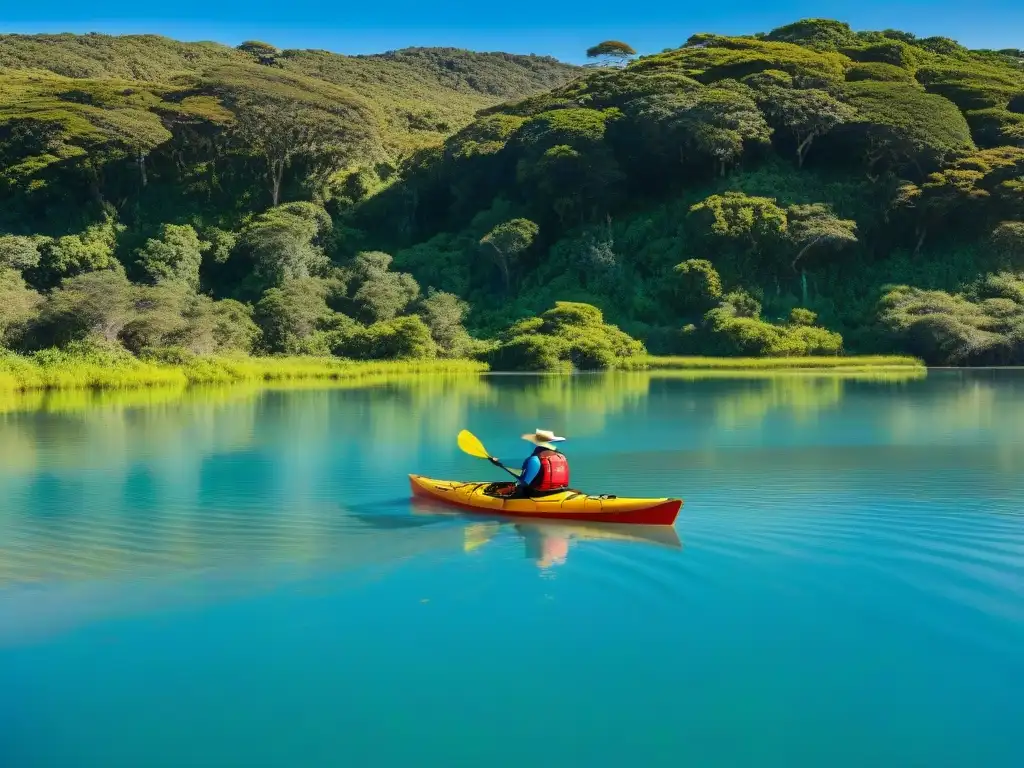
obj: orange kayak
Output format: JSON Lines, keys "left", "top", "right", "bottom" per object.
{"left": 408, "top": 475, "right": 682, "bottom": 526}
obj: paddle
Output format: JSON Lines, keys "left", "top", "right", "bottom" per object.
{"left": 457, "top": 429, "right": 522, "bottom": 482}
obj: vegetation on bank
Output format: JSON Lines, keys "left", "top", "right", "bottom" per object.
{"left": 1, "top": 20, "right": 1023, "bottom": 368}
{"left": 353, "top": 20, "right": 1024, "bottom": 364}
{"left": 0, "top": 340, "right": 486, "bottom": 392}
{"left": 643, "top": 354, "right": 923, "bottom": 370}
{"left": 0, "top": 333, "right": 923, "bottom": 395}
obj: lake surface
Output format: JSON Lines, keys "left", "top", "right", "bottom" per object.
{"left": 1, "top": 370, "right": 1023, "bottom": 767}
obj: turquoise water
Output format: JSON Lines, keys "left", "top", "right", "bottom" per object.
{"left": 1, "top": 371, "right": 1023, "bottom": 767}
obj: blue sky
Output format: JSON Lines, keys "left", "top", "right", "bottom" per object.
{"left": 3, "top": 1, "right": 1023, "bottom": 63}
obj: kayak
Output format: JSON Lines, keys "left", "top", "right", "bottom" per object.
{"left": 408, "top": 475, "right": 682, "bottom": 526}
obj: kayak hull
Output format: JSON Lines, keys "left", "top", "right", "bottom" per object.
{"left": 409, "top": 475, "right": 682, "bottom": 526}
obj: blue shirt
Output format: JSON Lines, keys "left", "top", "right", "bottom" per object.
{"left": 519, "top": 454, "right": 542, "bottom": 486}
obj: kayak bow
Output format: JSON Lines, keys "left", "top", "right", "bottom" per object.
{"left": 408, "top": 475, "right": 682, "bottom": 526}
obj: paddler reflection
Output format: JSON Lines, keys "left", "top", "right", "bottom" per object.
{"left": 460, "top": 518, "right": 681, "bottom": 570}
{"left": 516, "top": 524, "right": 570, "bottom": 568}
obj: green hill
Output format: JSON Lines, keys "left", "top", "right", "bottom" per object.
{"left": 0, "top": 35, "right": 576, "bottom": 155}
{"left": 0, "top": 33, "right": 578, "bottom": 230}
{"left": 351, "top": 20, "right": 1024, "bottom": 364}
{"left": 1, "top": 20, "right": 1023, "bottom": 370}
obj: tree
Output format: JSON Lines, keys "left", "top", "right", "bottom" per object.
{"left": 990, "top": 221, "right": 1024, "bottom": 269}
{"left": 764, "top": 18, "right": 858, "bottom": 49}
{"left": 221, "top": 70, "right": 381, "bottom": 205}
{"left": 237, "top": 41, "right": 280, "bottom": 66}
{"left": 38, "top": 217, "right": 123, "bottom": 284}
{"left": 479, "top": 218, "right": 539, "bottom": 292}
{"left": 136, "top": 224, "right": 210, "bottom": 290}
{"left": 634, "top": 87, "right": 772, "bottom": 176}
{"left": 672, "top": 259, "right": 724, "bottom": 313}
{"left": 0, "top": 235, "right": 43, "bottom": 272}
{"left": 88, "top": 107, "right": 173, "bottom": 188}
{"left": 394, "top": 234, "right": 472, "bottom": 297}
{"left": 585, "top": 41, "right": 637, "bottom": 68}
{"left": 348, "top": 251, "right": 421, "bottom": 323}
{"left": 842, "top": 81, "right": 975, "bottom": 175}
{"left": 877, "top": 282, "right": 1021, "bottom": 365}
{"left": 758, "top": 88, "right": 857, "bottom": 167}
{"left": 514, "top": 109, "right": 624, "bottom": 222}
{"left": 519, "top": 143, "right": 623, "bottom": 222}
{"left": 36, "top": 270, "right": 135, "bottom": 346}
{"left": 489, "top": 301, "right": 645, "bottom": 371}
{"left": 0, "top": 269, "right": 42, "bottom": 349}
{"left": 689, "top": 192, "right": 788, "bottom": 251}
{"left": 789, "top": 307, "right": 818, "bottom": 326}
{"left": 208, "top": 299, "right": 261, "bottom": 354}
{"left": 340, "top": 316, "right": 438, "bottom": 360}
{"left": 688, "top": 87, "right": 773, "bottom": 175}
{"left": 122, "top": 288, "right": 261, "bottom": 355}
{"left": 720, "top": 289, "right": 762, "bottom": 318}
{"left": 119, "top": 282, "right": 193, "bottom": 354}
{"left": 787, "top": 203, "right": 858, "bottom": 270}
{"left": 239, "top": 202, "right": 333, "bottom": 291}
{"left": 254, "top": 278, "right": 336, "bottom": 354}
{"left": 489, "top": 333, "right": 568, "bottom": 372}
{"left": 202, "top": 227, "right": 238, "bottom": 264}
{"left": 893, "top": 147, "right": 1024, "bottom": 253}
{"left": 417, "top": 289, "right": 475, "bottom": 357}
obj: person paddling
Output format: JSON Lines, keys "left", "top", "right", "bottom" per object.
{"left": 512, "top": 429, "right": 570, "bottom": 495}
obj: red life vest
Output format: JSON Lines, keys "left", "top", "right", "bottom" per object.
{"left": 533, "top": 449, "right": 569, "bottom": 491}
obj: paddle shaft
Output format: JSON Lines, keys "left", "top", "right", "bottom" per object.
{"left": 490, "top": 457, "right": 523, "bottom": 483}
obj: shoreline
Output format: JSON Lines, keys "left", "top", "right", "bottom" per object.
{"left": 639, "top": 355, "right": 925, "bottom": 370}
{"left": 0, "top": 355, "right": 488, "bottom": 393}
{"left": 0, "top": 351, "right": 946, "bottom": 394}
{"left": 2, "top": 350, "right": 996, "bottom": 396}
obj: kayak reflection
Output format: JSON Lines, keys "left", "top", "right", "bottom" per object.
{"left": 513, "top": 520, "right": 682, "bottom": 569}
{"left": 399, "top": 499, "right": 682, "bottom": 569}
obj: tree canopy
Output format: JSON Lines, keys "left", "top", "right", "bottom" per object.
{"left": 2, "top": 20, "right": 1024, "bottom": 367}
{"left": 586, "top": 41, "right": 638, "bottom": 68}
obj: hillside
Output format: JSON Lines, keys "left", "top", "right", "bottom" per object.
{"left": 1, "top": 20, "right": 1023, "bottom": 369}
{"left": 351, "top": 19, "right": 1024, "bottom": 364}
{"left": 0, "top": 35, "right": 576, "bottom": 154}
{"left": 0, "top": 33, "right": 578, "bottom": 233}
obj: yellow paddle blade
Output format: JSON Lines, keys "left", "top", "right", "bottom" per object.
{"left": 457, "top": 429, "right": 491, "bottom": 459}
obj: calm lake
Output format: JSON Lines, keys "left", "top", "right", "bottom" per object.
{"left": 1, "top": 370, "right": 1022, "bottom": 767}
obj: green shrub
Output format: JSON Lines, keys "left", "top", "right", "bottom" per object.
{"left": 845, "top": 62, "right": 916, "bottom": 83}
{"left": 334, "top": 315, "right": 438, "bottom": 360}
{"left": 488, "top": 333, "right": 569, "bottom": 371}
{"left": 489, "top": 301, "right": 646, "bottom": 371}
{"left": 877, "top": 276, "right": 1024, "bottom": 365}
{"left": 789, "top": 307, "right": 818, "bottom": 325}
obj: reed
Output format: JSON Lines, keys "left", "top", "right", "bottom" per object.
{"left": 0, "top": 350, "right": 488, "bottom": 393}
{"left": 641, "top": 355, "right": 925, "bottom": 370}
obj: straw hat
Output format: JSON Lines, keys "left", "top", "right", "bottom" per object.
{"left": 521, "top": 428, "right": 567, "bottom": 450}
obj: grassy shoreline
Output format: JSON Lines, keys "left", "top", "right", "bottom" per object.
{"left": 0, "top": 352, "right": 488, "bottom": 393}
{"left": 0, "top": 350, "right": 928, "bottom": 394}
{"left": 641, "top": 355, "right": 925, "bottom": 370}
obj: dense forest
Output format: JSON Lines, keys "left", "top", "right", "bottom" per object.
{"left": 1, "top": 20, "right": 1023, "bottom": 368}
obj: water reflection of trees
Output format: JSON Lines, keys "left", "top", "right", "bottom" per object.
{"left": 0, "top": 370, "right": 930, "bottom": 467}
{"left": 0, "top": 369, "right": 938, "bottom": 488}
{"left": 7, "top": 369, "right": 1023, "bottom": 585}
{"left": 651, "top": 369, "right": 926, "bottom": 429}
{"left": 0, "top": 374, "right": 495, "bottom": 477}
{"left": 882, "top": 372, "right": 1024, "bottom": 472}
{"left": 0, "top": 375, "right": 499, "bottom": 585}
{"left": 487, "top": 372, "right": 651, "bottom": 436}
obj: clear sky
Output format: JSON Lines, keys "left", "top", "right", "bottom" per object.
{"left": 2, "top": 1, "right": 1023, "bottom": 63}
